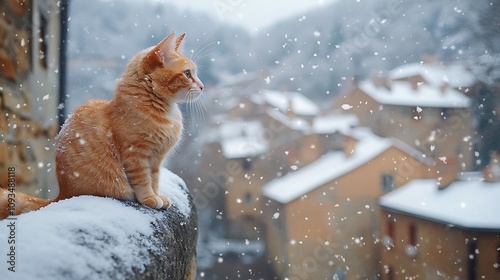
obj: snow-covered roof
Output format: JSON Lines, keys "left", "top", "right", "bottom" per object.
{"left": 262, "top": 130, "right": 392, "bottom": 204}
{"left": 218, "top": 120, "right": 263, "bottom": 140}
{"left": 313, "top": 114, "right": 359, "bottom": 134}
{"left": 379, "top": 178, "right": 500, "bottom": 231}
{"left": 221, "top": 136, "right": 267, "bottom": 159}
{"left": 360, "top": 80, "right": 470, "bottom": 108}
{"left": 389, "top": 62, "right": 476, "bottom": 88}
{"left": 266, "top": 108, "right": 311, "bottom": 132}
{"left": 218, "top": 120, "right": 268, "bottom": 159}
{"left": 262, "top": 89, "right": 319, "bottom": 116}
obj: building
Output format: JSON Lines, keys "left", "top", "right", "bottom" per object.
{"left": 200, "top": 89, "right": 359, "bottom": 239}
{"left": 262, "top": 128, "right": 436, "bottom": 279}
{"left": 379, "top": 174, "right": 500, "bottom": 280}
{"left": 0, "top": 0, "right": 68, "bottom": 197}
{"left": 202, "top": 119, "right": 273, "bottom": 238}
{"left": 334, "top": 62, "right": 476, "bottom": 171}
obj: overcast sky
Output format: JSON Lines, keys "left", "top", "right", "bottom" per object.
{"left": 153, "top": 0, "right": 337, "bottom": 32}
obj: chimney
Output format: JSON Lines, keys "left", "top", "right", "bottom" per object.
{"left": 343, "top": 136, "right": 357, "bottom": 158}
{"left": 384, "top": 79, "right": 392, "bottom": 91}
{"left": 409, "top": 77, "right": 420, "bottom": 91}
{"left": 371, "top": 73, "right": 386, "bottom": 88}
{"left": 286, "top": 94, "right": 295, "bottom": 118}
{"left": 483, "top": 152, "right": 500, "bottom": 183}
{"left": 421, "top": 54, "right": 438, "bottom": 64}
{"left": 439, "top": 82, "right": 448, "bottom": 94}
{"left": 434, "top": 155, "right": 458, "bottom": 189}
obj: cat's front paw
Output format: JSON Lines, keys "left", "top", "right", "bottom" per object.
{"left": 158, "top": 195, "right": 171, "bottom": 209}
{"left": 142, "top": 195, "right": 164, "bottom": 209}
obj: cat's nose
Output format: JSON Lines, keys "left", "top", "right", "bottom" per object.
{"left": 199, "top": 85, "right": 204, "bottom": 92}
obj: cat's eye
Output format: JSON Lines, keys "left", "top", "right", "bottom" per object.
{"left": 184, "top": 70, "right": 192, "bottom": 79}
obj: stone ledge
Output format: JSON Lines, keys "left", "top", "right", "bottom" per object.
{"left": 0, "top": 168, "right": 198, "bottom": 280}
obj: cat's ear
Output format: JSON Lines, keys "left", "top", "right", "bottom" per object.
{"left": 155, "top": 30, "right": 177, "bottom": 62}
{"left": 175, "top": 33, "right": 186, "bottom": 52}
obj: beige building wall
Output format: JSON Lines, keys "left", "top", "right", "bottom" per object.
{"left": 334, "top": 89, "right": 475, "bottom": 170}
{"left": 379, "top": 210, "right": 500, "bottom": 280}
{"left": 265, "top": 146, "right": 434, "bottom": 279}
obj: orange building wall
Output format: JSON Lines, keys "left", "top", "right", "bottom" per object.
{"left": 379, "top": 210, "right": 500, "bottom": 280}
{"left": 265, "top": 146, "right": 434, "bottom": 279}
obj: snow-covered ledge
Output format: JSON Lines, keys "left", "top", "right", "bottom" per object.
{"left": 0, "top": 168, "right": 197, "bottom": 280}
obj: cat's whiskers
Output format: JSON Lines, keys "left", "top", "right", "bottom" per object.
{"left": 192, "top": 41, "right": 216, "bottom": 64}
{"left": 184, "top": 89, "right": 208, "bottom": 130}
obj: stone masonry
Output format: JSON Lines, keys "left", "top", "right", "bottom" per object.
{"left": 0, "top": 0, "right": 60, "bottom": 198}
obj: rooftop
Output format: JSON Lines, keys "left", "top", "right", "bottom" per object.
{"left": 379, "top": 178, "right": 500, "bottom": 231}
{"left": 262, "top": 129, "right": 391, "bottom": 204}
{"left": 360, "top": 80, "right": 470, "bottom": 108}
{"left": 261, "top": 89, "right": 319, "bottom": 116}
{"left": 389, "top": 62, "right": 476, "bottom": 88}
{"left": 218, "top": 120, "right": 268, "bottom": 159}
{"left": 313, "top": 114, "right": 359, "bottom": 134}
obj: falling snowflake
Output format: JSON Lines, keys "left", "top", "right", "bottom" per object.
{"left": 341, "top": 104, "right": 353, "bottom": 110}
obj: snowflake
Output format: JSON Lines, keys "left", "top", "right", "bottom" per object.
{"left": 341, "top": 104, "right": 353, "bottom": 110}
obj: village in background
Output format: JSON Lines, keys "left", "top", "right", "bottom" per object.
{"left": 1, "top": 0, "right": 499, "bottom": 280}
{"left": 179, "top": 59, "right": 500, "bottom": 279}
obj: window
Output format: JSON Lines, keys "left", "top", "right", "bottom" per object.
{"left": 496, "top": 244, "right": 500, "bottom": 271}
{"left": 387, "top": 220, "right": 395, "bottom": 240}
{"left": 441, "top": 108, "right": 450, "bottom": 120}
{"left": 381, "top": 174, "right": 394, "bottom": 193}
{"left": 383, "top": 219, "right": 395, "bottom": 248}
{"left": 38, "top": 13, "right": 48, "bottom": 68}
{"left": 411, "top": 106, "right": 421, "bottom": 121}
{"left": 242, "top": 158, "right": 252, "bottom": 171}
{"left": 468, "top": 239, "right": 477, "bottom": 279}
{"left": 244, "top": 192, "right": 252, "bottom": 204}
{"left": 387, "top": 266, "right": 394, "bottom": 280}
{"left": 408, "top": 223, "right": 417, "bottom": 246}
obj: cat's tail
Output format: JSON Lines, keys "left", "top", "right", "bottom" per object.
{"left": 0, "top": 188, "right": 53, "bottom": 219}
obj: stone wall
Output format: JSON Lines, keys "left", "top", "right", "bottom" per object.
{"left": 0, "top": 0, "right": 60, "bottom": 197}
{"left": 0, "top": 168, "right": 198, "bottom": 280}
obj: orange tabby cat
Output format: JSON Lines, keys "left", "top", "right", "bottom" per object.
{"left": 0, "top": 30, "right": 203, "bottom": 219}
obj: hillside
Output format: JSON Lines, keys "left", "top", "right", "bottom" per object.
{"left": 66, "top": 0, "right": 251, "bottom": 111}
{"left": 248, "top": 0, "right": 499, "bottom": 100}
{"left": 66, "top": 0, "right": 499, "bottom": 160}
{"left": 68, "top": 0, "right": 499, "bottom": 103}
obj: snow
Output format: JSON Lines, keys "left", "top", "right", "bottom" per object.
{"left": 221, "top": 136, "right": 268, "bottom": 159}
{"left": 218, "top": 120, "right": 263, "bottom": 140}
{"left": 266, "top": 108, "right": 310, "bottom": 132}
{"left": 0, "top": 168, "right": 190, "bottom": 279}
{"left": 217, "top": 120, "right": 268, "bottom": 159}
{"left": 158, "top": 167, "right": 191, "bottom": 217}
{"left": 341, "top": 104, "right": 353, "bottom": 110}
{"left": 261, "top": 89, "right": 319, "bottom": 116}
{"left": 262, "top": 130, "right": 392, "bottom": 204}
{"left": 313, "top": 114, "right": 358, "bottom": 134}
{"left": 379, "top": 178, "right": 500, "bottom": 230}
{"left": 360, "top": 80, "right": 470, "bottom": 108}
{"left": 389, "top": 62, "right": 476, "bottom": 88}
